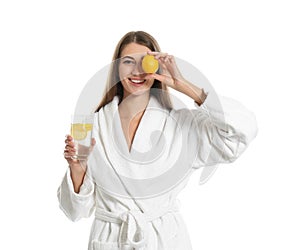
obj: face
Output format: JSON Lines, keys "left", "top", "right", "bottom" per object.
{"left": 118, "top": 43, "right": 155, "bottom": 98}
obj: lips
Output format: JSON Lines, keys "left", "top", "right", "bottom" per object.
{"left": 128, "top": 78, "right": 146, "bottom": 86}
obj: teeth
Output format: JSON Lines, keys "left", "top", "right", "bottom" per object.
{"left": 131, "top": 79, "right": 144, "bottom": 84}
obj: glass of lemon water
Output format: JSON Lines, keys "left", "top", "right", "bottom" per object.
{"left": 71, "top": 114, "right": 94, "bottom": 160}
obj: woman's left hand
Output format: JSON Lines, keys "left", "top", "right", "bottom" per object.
{"left": 145, "top": 51, "right": 185, "bottom": 90}
{"left": 146, "top": 51, "right": 208, "bottom": 105}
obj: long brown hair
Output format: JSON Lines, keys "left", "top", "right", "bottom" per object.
{"left": 95, "top": 31, "right": 173, "bottom": 112}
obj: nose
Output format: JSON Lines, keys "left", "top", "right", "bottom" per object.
{"left": 132, "top": 61, "right": 144, "bottom": 75}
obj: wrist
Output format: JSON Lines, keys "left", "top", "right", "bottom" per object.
{"left": 174, "top": 79, "right": 208, "bottom": 105}
{"left": 196, "top": 88, "right": 208, "bottom": 105}
{"left": 69, "top": 162, "right": 86, "bottom": 175}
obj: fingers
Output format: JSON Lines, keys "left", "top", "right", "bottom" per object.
{"left": 145, "top": 73, "right": 165, "bottom": 82}
{"left": 88, "top": 138, "right": 96, "bottom": 153}
{"left": 65, "top": 134, "right": 74, "bottom": 144}
{"left": 64, "top": 135, "right": 96, "bottom": 162}
{"left": 91, "top": 138, "right": 96, "bottom": 146}
{"left": 65, "top": 135, "right": 75, "bottom": 149}
{"left": 149, "top": 52, "right": 169, "bottom": 60}
{"left": 147, "top": 51, "right": 173, "bottom": 62}
{"left": 64, "top": 134, "right": 77, "bottom": 161}
{"left": 145, "top": 73, "right": 175, "bottom": 87}
{"left": 145, "top": 51, "right": 180, "bottom": 88}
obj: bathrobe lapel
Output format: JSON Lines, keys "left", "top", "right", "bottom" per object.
{"left": 99, "top": 95, "right": 169, "bottom": 179}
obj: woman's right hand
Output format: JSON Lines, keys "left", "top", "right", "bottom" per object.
{"left": 64, "top": 135, "right": 96, "bottom": 193}
{"left": 64, "top": 135, "right": 80, "bottom": 166}
{"left": 63, "top": 135, "right": 96, "bottom": 172}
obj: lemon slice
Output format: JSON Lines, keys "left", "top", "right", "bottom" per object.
{"left": 84, "top": 123, "right": 93, "bottom": 131}
{"left": 71, "top": 123, "right": 90, "bottom": 140}
{"left": 142, "top": 55, "right": 159, "bottom": 73}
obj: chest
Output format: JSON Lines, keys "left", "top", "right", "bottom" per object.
{"left": 119, "top": 111, "right": 145, "bottom": 152}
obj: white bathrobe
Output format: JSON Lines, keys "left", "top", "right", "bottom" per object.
{"left": 57, "top": 93, "right": 258, "bottom": 250}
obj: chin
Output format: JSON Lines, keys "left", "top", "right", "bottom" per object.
{"left": 122, "top": 78, "right": 153, "bottom": 97}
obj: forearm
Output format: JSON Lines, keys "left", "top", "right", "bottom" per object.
{"left": 175, "top": 79, "right": 208, "bottom": 105}
{"left": 69, "top": 165, "right": 86, "bottom": 193}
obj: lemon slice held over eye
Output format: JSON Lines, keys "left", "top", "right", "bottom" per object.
{"left": 142, "top": 55, "right": 159, "bottom": 73}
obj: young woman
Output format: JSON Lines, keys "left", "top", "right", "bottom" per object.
{"left": 58, "top": 31, "right": 258, "bottom": 250}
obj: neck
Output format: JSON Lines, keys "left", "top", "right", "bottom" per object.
{"left": 118, "top": 92, "right": 150, "bottom": 118}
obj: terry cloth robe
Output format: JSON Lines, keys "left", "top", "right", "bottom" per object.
{"left": 58, "top": 93, "right": 258, "bottom": 250}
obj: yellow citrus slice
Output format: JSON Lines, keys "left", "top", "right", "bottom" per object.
{"left": 71, "top": 123, "right": 88, "bottom": 140}
{"left": 84, "top": 123, "right": 93, "bottom": 131}
{"left": 142, "top": 55, "right": 159, "bottom": 73}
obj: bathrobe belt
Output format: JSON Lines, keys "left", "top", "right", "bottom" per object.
{"left": 95, "top": 204, "right": 179, "bottom": 249}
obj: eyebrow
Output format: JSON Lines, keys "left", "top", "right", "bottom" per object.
{"left": 121, "top": 56, "right": 135, "bottom": 60}
{"left": 120, "top": 55, "right": 146, "bottom": 60}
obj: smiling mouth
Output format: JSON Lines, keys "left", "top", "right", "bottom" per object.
{"left": 129, "top": 78, "right": 146, "bottom": 85}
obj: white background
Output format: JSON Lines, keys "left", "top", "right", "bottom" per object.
{"left": 1, "top": 0, "right": 299, "bottom": 249}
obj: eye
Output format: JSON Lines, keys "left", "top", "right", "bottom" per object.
{"left": 123, "top": 60, "right": 135, "bottom": 65}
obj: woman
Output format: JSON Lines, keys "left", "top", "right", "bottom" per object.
{"left": 58, "top": 31, "right": 258, "bottom": 250}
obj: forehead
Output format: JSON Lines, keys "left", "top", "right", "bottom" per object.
{"left": 120, "top": 43, "right": 150, "bottom": 57}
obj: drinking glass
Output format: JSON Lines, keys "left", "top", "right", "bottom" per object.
{"left": 70, "top": 114, "right": 94, "bottom": 160}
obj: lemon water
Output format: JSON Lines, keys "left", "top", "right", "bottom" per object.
{"left": 71, "top": 123, "right": 93, "bottom": 159}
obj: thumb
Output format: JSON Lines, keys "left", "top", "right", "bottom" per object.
{"left": 145, "top": 73, "right": 165, "bottom": 83}
{"left": 89, "top": 138, "right": 96, "bottom": 152}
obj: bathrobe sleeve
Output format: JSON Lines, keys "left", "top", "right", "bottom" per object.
{"left": 174, "top": 93, "right": 258, "bottom": 168}
{"left": 57, "top": 167, "right": 95, "bottom": 222}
